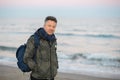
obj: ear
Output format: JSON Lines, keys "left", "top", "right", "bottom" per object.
{"left": 43, "top": 24, "right": 45, "bottom": 28}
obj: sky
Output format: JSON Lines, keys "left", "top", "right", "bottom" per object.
{"left": 0, "top": 0, "right": 120, "bottom": 18}
{"left": 0, "top": 0, "right": 120, "bottom": 7}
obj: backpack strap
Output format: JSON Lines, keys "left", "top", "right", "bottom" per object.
{"left": 32, "top": 31, "right": 41, "bottom": 63}
{"left": 34, "top": 32, "right": 40, "bottom": 48}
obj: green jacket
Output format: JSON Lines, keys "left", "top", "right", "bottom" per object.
{"left": 23, "top": 35, "right": 58, "bottom": 79}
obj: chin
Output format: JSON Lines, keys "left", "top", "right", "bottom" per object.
{"left": 48, "top": 33, "right": 53, "bottom": 35}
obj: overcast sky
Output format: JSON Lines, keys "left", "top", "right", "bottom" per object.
{"left": 0, "top": 0, "right": 120, "bottom": 7}
{"left": 0, "top": 0, "right": 120, "bottom": 18}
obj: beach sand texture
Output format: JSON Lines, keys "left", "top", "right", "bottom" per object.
{"left": 0, "top": 65, "right": 118, "bottom": 80}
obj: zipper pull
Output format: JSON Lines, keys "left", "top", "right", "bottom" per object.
{"left": 49, "top": 41, "right": 52, "bottom": 47}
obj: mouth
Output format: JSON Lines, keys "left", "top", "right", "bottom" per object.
{"left": 49, "top": 30, "right": 54, "bottom": 33}
{"left": 47, "top": 31, "right": 53, "bottom": 34}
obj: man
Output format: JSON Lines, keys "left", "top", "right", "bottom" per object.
{"left": 23, "top": 16, "right": 58, "bottom": 80}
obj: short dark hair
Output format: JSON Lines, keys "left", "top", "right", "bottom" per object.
{"left": 45, "top": 16, "right": 57, "bottom": 23}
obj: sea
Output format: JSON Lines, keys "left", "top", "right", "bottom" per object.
{"left": 0, "top": 18, "right": 120, "bottom": 79}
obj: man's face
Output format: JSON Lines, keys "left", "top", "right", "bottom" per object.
{"left": 44, "top": 20, "right": 57, "bottom": 35}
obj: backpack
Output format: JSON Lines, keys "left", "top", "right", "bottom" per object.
{"left": 16, "top": 31, "right": 40, "bottom": 72}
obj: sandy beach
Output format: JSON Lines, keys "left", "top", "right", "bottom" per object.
{"left": 0, "top": 64, "right": 119, "bottom": 80}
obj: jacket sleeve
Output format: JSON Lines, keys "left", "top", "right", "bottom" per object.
{"left": 55, "top": 41, "right": 59, "bottom": 69}
{"left": 56, "top": 53, "right": 59, "bottom": 69}
{"left": 23, "top": 36, "right": 36, "bottom": 70}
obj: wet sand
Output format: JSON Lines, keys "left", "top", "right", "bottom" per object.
{"left": 0, "top": 65, "right": 118, "bottom": 80}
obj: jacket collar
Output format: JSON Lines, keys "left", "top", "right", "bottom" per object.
{"left": 35, "top": 28, "right": 56, "bottom": 42}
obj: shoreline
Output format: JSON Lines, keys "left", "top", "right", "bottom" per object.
{"left": 0, "top": 64, "right": 119, "bottom": 80}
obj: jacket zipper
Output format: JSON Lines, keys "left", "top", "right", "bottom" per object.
{"left": 49, "top": 41, "right": 52, "bottom": 79}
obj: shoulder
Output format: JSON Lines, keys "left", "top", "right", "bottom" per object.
{"left": 27, "top": 35, "right": 34, "bottom": 44}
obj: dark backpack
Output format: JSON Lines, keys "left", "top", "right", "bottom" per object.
{"left": 16, "top": 31, "right": 40, "bottom": 72}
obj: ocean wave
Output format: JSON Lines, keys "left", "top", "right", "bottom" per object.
{"left": 58, "top": 53, "right": 120, "bottom": 67}
{"left": 0, "top": 56, "right": 17, "bottom": 62}
{"left": 72, "top": 29, "right": 87, "bottom": 32}
{"left": 84, "top": 34, "right": 120, "bottom": 38}
{"left": 0, "top": 32, "right": 32, "bottom": 34}
{"left": 0, "top": 45, "right": 17, "bottom": 51}
{"left": 56, "top": 33, "right": 120, "bottom": 39}
{"left": 70, "top": 53, "right": 120, "bottom": 61}
{"left": 56, "top": 33, "right": 76, "bottom": 36}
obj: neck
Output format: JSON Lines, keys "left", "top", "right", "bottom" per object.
{"left": 37, "top": 28, "right": 56, "bottom": 41}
